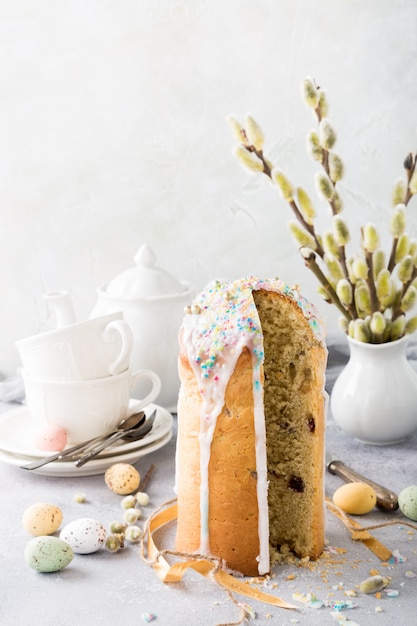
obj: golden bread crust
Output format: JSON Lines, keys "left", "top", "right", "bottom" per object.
{"left": 176, "top": 346, "right": 261, "bottom": 574}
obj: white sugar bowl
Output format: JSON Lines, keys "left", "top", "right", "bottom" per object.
{"left": 90, "top": 244, "right": 193, "bottom": 411}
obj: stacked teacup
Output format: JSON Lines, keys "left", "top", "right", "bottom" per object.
{"left": 16, "top": 312, "right": 161, "bottom": 448}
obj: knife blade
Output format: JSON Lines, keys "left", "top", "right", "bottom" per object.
{"left": 326, "top": 452, "right": 398, "bottom": 512}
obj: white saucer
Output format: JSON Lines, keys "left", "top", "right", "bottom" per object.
{"left": 0, "top": 403, "right": 172, "bottom": 458}
{"left": 0, "top": 429, "right": 173, "bottom": 477}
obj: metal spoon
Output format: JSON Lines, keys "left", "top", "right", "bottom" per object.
{"left": 74, "top": 409, "right": 157, "bottom": 468}
{"left": 20, "top": 411, "right": 146, "bottom": 471}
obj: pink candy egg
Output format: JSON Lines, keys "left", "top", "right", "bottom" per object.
{"left": 34, "top": 424, "right": 67, "bottom": 451}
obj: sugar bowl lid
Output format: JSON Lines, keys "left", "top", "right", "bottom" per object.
{"left": 104, "top": 244, "right": 188, "bottom": 298}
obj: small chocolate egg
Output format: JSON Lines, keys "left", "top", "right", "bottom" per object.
{"left": 25, "top": 536, "right": 73, "bottom": 572}
{"left": 104, "top": 463, "right": 140, "bottom": 495}
{"left": 398, "top": 485, "right": 417, "bottom": 521}
{"left": 22, "top": 503, "right": 63, "bottom": 536}
{"left": 59, "top": 518, "right": 106, "bottom": 554}
{"left": 333, "top": 481, "right": 377, "bottom": 515}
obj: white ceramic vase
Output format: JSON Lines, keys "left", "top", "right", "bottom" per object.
{"left": 330, "top": 334, "right": 417, "bottom": 445}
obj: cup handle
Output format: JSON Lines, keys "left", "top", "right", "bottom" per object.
{"left": 125, "top": 369, "right": 161, "bottom": 416}
{"left": 103, "top": 320, "right": 134, "bottom": 375}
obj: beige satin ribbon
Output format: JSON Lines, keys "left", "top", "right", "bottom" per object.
{"left": 141, "top": 499, "right": 296, "bottom": 610}
{"left": 141, "top": 497, "right": 397, "bottom": 619}
{"left": 325, "top": 498, "right": 393, "bottom": 561}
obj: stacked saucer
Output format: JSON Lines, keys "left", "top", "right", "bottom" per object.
{"left": 0, "top": 403, "right": 173, "bottom": 477}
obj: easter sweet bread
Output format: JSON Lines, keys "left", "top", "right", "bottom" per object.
{"left": 174, "top": 277, "right": 327, "bottom": 576}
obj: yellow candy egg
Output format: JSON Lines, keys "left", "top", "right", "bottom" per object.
{"left": 22, "top": 502, "right": 63, "bottom": 536}
{"left": 332, "top": 482, "right": 377, "bottom": 515}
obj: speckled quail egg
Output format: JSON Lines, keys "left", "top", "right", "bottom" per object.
{"left": 398, "top": 485, "right": 417, "bottom": 521}
{"left": 104, "top": 463, "right": 140, "bottom": 495}
{"left": 59, "top": 518, "right": 106, "bottom": 554}
{"left": 25, "top": 536, "right": 73, "bottom": 572}
{"left": 22, "top": 503, "right": 63, "bottom": 536}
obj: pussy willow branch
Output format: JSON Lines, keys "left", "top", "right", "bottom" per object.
{"left": 310, "top": 107, "right": 352, "bottom": 285}
{"left": 388, "top": 237, "right": 399, "bottom": 273}
{"left": 243, "top": 141, "right": 351, "bottom": 316}
{"left": 388, "top": 153, "right": 417, "bottom": 271}
{"left": 302, "top": 250, "right": 353, "bottom": 321}
{"left": 245, "top": 143, "right": 325, "bottom": 257}
{"left": 404, "top": 152, "right": 417, "bottom": 206}
{"left": 391, "top": 265, "right": 417, "bottom": 321}
{"left": 239, "top": 122, "right": 417, "bottom": 337}
{"left": 289, "top": 199, "right": 325, "bottom": 257}
{"left": 362, "top": 243, "right": 379, "bottom": 314}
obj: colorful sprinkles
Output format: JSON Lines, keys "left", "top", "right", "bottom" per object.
{"left": 182, "top": 276, "right": 325, "bottom": 382}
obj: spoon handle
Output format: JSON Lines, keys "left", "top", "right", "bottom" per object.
{"left": 74, "top": 431, "right": 128, "bottom": 467}
{"left": 74, "top": 411, "right": 156, "bottom": 468}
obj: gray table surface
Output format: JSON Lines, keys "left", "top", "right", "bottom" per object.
{"left": 1, "top": 334, "right": 417, "bottom": 626}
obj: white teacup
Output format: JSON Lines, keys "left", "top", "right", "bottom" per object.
{"left": 16, "top": 312, "right": 133, "bottom": 381}
{"left": 22, "top": 367, "right": 161, "bottom": 444}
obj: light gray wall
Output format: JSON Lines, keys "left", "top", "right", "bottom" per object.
{"left": 2, "top": 0, "right": 417, "bottom": 376}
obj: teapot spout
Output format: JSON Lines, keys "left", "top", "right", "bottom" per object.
{"left": 44, "top": 291, "right": 76, "bottom": 328}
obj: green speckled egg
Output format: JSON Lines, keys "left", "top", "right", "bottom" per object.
{"left": 398, "top": 485, "right": 417, "bottom": 521}
{"left": 24, "top": 536, "right": 74, "bottom": 572}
